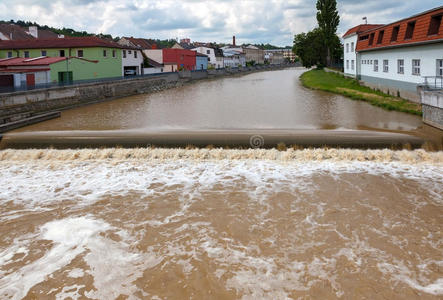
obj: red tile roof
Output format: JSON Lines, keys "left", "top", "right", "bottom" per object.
{"left": 0, "top": 56, "right": 98, "bottom": 66}
{"left": 0, "top": 36, "right": 122, "bottom": 50}
{"left": 343, "top": 24, "right": 384, "bottom": 38}
{"left": 0, "top": 68, "right": 50, "bottom": 73}
{"left": 356, "top": 6, "right": 443, "bottom": 52}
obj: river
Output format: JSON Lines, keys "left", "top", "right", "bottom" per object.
{"left": 0, "top": 68, "right": 442, "bottom": 299}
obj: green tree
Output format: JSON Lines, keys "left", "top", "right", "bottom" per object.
{"left": 316, "top": 0, "right": 340, "bottom": 66}
{"left": 293, "top": 28, "right": 326, "bottom": 68}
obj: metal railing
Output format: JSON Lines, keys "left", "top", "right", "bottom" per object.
{"left": 422, "top": 76, "right": 443, "bottom": 90}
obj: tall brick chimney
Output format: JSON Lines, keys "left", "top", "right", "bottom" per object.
{"left": 233, "top": 36, "right": 236, "bottom": 46}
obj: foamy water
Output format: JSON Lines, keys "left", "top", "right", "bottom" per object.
{"left": 0, "top": 148, "right": 442, "bottom": 299}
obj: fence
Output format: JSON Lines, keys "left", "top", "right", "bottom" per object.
{"left": 422, "top": 76, "right": 443, "bottom": 90}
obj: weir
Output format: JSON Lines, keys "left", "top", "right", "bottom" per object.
{"left": 0, "top": 129, "right": 424, "bottom": 149}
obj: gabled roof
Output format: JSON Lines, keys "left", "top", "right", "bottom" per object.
{"left": 123, "top": 37, "right": 154, "bottom": 49}
{"left": 0, "top": 36, "right": 123, "bottom": 50}
{"left": 356, "top": 6, "right": 443, "bottom": 52}
{"left": 35, "top": 29, "right": 60, "bottom": 39}
{"left": 342, "top": 24, "right": 384, "bottom": 38}
{"left": 0, "top": 24, "right": 34, "bottom": 40}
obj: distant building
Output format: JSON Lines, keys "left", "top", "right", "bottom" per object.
{"left": 195, "top": 53, "right": 208, "bottom": 70}
{"left": 344, "top": 6, "right": 443, "bottom": 101}
{"left": 223, "top": 49, "right": 245, "bottom": 67}
{"left": 192, "top": 46, "right": 217, "bottom": 67}
{"left": 162, "top": 48, "right": 196, "bottom": 71}
{"left": 264, "top": 50, "right": 285, "bottom": 65}
{"left": 243, "top": 45, "right": 265, "bottom": 64}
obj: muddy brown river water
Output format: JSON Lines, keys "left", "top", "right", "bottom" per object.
{"left": 0, "top": 69, "right": 442, "bottom": 299}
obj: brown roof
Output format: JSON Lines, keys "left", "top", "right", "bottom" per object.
{"left": 356, "top": 6, "right": 443, "bottom": 52}
{"left": 0, "top": 56, "right": 98, "bottom": 66}
{"left": 0, "top": 36, "right": 123, "bottom": 49}
{"left": 37, "top": 29, "right": 60, "bottom": 39}
{"left": 0, "top": 24, "right": 34, "bottom": 40}
{"left": 125, "top": 37, "right": 153, "bottom": 49}
{"left": 343, "top": 24, "right": 384, "bottom": 38}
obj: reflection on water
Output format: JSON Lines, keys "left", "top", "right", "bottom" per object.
{"left": 14, "top": 68, "right": 423, "bottom": 132}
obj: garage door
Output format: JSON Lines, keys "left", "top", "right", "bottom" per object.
{"left": 0, "top": 75, "right": 14, "bottom": 87}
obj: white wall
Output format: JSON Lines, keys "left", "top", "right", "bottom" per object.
{"left": 343, "top": 34, "right": 358, "bottom": 76}
{"left": 359, "top": 43, "right": 443, "bottom": 84}
{"left": 192, "top": 47, "right": 216, "bottom": 66}
{"left": 144, "top": 49, "right": 163, "bottom": 64}
{"left": 122, "top": 49, "right": 144, "bottom": 76}
{"left": 143, "top": 67, "right": 164, "bottom": 74}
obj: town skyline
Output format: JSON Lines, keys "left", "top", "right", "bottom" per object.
{"left": 1, "top": 0, "right": 441, "bottom": 47}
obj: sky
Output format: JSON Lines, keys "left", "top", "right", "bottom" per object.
{"left": 0, "top": 0, "right": 441, "bottom": 46}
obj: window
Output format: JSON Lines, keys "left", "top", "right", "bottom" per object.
{"left": 123, "top": 50, "right": 126, "bottom": 58}
{"left": 112, "top": 50, "right": 116, "bottom": 58}
{"left": 134, "top": 51, "right": 137, "bottom": 58}
{"left": 351, "top": 42, "right": 354, "bottom": 52}
{"left": 383, "top": 60, "right": 389, "bottom": 72}
{"left": 428, "top": 15, "right": 442, "bottom": 35}
{"left": 346, "top": 60, "right": 349, "bottom": 69}
{"left": 7, "top": 51, "right": 12, "bottom": 58}
{"left": 206, "top": 50, "right": 210, "bottom": 54}
{"left": 103, "top": 50, "right": 107, "bottom": 57}
{"left": 377, "top": 30, "right": 384, "bottom": 44}
{"left": 59, "top": 50, "right": 65, "bottom": 57}
{"left": 374, "top": 59, "right": 378, "bottom": 72}
{"left": 359, "top": 35, "right": 369, "bottom": 41}
{"left": 128, "top": 50, "right": 132, "bottom": 54}
{"left": 405, "top": 21, "right": 416, "bottom": 39}
{"left": 369, "top": 33, "right": 375, "bottom": 45}
{"left": 370, "top": 60, "right": 373, "bottom": 65}
{"left": 412, "top": 59, "right": 420, "bottom": 75}
{"left": 41, "top": 50, "right": 47, "bottom": 56}
{"left": 391, "top": 26, "right": 400, "bottom": 42}
{"left": 24, "top": 51, "right": 29, "bottom": 58}
{"left": 77, "top": 50, "right": 84, "bottom": 57}
{"left": 351, "top": 60, "right": 354, "bottom": 70}
{"left": 397, "top": 59, "right": 404, "bottom": 74}
{"left": 437, "top": 59, "right": 443, "bottom": 76}
{"left": 346, "top": 43, "right": 349, "bottom": 53}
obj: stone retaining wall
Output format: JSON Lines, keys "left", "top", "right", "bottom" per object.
{"left": 419, "top": 89, "right": 443, "bottom": 130}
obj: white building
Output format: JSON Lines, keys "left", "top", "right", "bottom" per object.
{"left": 344, "top": 6, "right": 443, "bottom": 102}
{"left": 121, "top": 48, "right": 144, "bottom": 76}
{"left": 223, "top": 49, "right": 246, "bottom": 68}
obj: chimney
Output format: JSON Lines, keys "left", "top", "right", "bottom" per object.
{"left": 28, "top": 26, "right": 38, "bottom": 38}
{"left": 233, "top": 36, "right": 236, "bottom": 46}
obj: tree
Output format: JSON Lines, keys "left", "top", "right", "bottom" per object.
{"left": 316, "top": 0, "right": 340, "bottom": 66}
{"left": 293, "top": 28, "right": 326, "bottom": 68}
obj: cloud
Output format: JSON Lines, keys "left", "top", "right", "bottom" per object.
{"left": 0, "top": 0, "right": 441, "bottom": 46}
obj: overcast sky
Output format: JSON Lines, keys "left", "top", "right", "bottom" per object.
{"left": 0, "top": 0, "right": 441, "bottom": 46}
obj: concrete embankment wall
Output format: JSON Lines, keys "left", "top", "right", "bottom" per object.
{"left": 420, "top": 89, "right": 443, "bottom": 130}
{"left": 0, "top": 65, "right": 296, "bottom": 121}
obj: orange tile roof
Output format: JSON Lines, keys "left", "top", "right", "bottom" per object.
{"left": 356, "top": 6, "right": 443, "bottom": 52}
{"left": 342, "top": 24, "right": 383, "bottom": 38}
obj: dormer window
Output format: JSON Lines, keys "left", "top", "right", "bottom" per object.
{"left": 405, "top": 21, "right": 416, "bottom": 39}
{"left": 369, "top": 33, "right": 375, "bottom": 45}
{"left": 377, "top": 30, "right": 384, "bottom": 44}
{"left": 428, "top": 14, "right": 442, "bottom": 35}
{"left": 391, "top": 26, "right": 400, "bottom": 42}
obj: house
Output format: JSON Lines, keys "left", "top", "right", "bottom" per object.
{"left": 162, "top": 48, "right": 196, "bottom": 71}
{"left": 264, "top": 50, "right": 285, "bottom": 65}
{"left": 0, "top": 24, "right": 62, "bottom": 41}
{"left": 0, "top": 36, "right": 123, "bottom": 82}
{"left": 195, "top": 53, "right": 208, "bottom": 70}
{"left": 344, "top": 6, "right": 443, "bottom": 101}
{"left": 0, "top": 56, "right": 98, "bottom": 88}
{"left": 117, "top": 38, "right": 145, "bottom": 76}
{"left": 343, "top": 24, "right": 383, "bottom": 77}
{"left": 222, "top": 49, "right": 245, "bottom": 67}
{"left": 192, "top": 46, "right": 218, "bottom": 67}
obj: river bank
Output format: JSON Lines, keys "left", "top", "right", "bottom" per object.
{"left": 300, "top": 69, "right": 422, "bottom": 115}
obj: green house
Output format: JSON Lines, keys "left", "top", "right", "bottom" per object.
{"left": 0, "top": 37, "right": 122, "bottom": 83}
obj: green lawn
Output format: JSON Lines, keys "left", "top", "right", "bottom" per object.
{"left": 300, "top": 69, "right": 422, "bottom": 115}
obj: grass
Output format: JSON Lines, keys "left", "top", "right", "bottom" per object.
{"left": 300, "top": 69, "right": 422, "bottom": 115}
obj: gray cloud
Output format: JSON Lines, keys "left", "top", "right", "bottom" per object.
{"left": 0, "top": 0, "right": 441, "bottom": 46}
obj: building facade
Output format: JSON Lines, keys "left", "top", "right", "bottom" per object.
{"left": 0, "top": 37, "right": 123, "bottom": 82}
{"left": 162, "top": 48, "right": 196, "bottom": 71}
{"left": 344, "top": 6, "right": 443, "bottom": 101}
{"left": 195, "top": 53, "right": 208, "bottom": 70}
